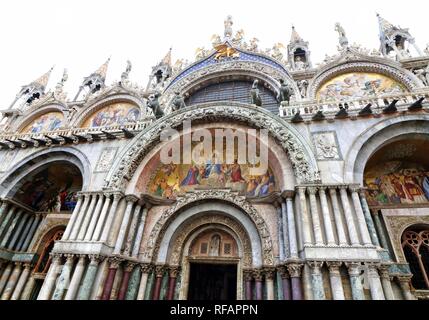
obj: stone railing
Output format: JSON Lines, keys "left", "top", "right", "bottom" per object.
{"left": 279, "top": 90, "right": 429, "bottom": 121}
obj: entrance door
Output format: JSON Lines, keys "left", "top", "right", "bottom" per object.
{"left": 187, "top": 263, "right": 237, "bottom": 300}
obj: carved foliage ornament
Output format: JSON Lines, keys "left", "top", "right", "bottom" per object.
{"left": 106, "top": 103, "right": 319, "bottom": 189}
{"left": 142, "top": 190, "right": 274, "bottom": 266}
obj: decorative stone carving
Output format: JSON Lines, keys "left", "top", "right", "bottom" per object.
{"left": 326, "top": 261, "right": 342, "bottom": 274}
{"left": 106, "top": 103, "right": 319, "bottom": 189}
{"left": 312, "top": 131, "right": 342, "bottom": 160}
{"left": 263, "top": 267, "right": 276, "bottom": 280}
{"left": 287, "top": 263, "right": 303, "bottom": 277}
{"left": 143, "top": 190, "right": 274, "bottom": 266}
{"left": 108, "top": 257, "right": 123, "bottom": 269}
{"left": 243, "top": 269, "right": 254, "bottom": 281}
{"left": 94, "top": 147, "right": 118, "bottom": 172}
{"left": 169, "top": 265, "right": 181, "bottom": 278}
{"left": 140, "top": 263, "right": 153, "bottom": 274}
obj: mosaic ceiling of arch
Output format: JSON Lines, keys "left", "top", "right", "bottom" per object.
{"left": 82, "top": 102, "right": 140, "bottom": 128}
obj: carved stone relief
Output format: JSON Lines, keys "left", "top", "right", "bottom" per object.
{"left": 312, "top": 131, "right": 342, "bottom": 160}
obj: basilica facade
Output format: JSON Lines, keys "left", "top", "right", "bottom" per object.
{"left": 0, "top": 14, "right": 428, "bottom": 300}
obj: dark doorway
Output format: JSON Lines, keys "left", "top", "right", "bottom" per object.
{"left": 187, "top": 263, "right": 237, "bottom": 300}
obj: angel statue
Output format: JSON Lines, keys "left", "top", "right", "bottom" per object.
{"left": 195, "top": 47, "right": 208, "bottom": 60}
{"left": 224, "top": 15, "right": 233, "bottom": 38}
{"left": 335, "top": 22, "right": 348, "bottom": 48}
{"left": 55, "top": 69, "right": 68, "bottom": 94}
{"left": 172, "top": 59, "right": 184, "bottom": 74}
{"left": 232, "top": 29, "right": 245, "bottom": 45}
{"left": 211, "top": 34, "right": 222, "bottom": 47}
{"left": 121, "top": 60, "right": 132, "bottom": 82}
{"left": 249, "top": 38, "right": 259, "bottom": 52}
{"left": 271, "top": 43, "right": 285, "bottom": 61}
{"left": 250, "top": 80, "right": 262, "bottom": 106}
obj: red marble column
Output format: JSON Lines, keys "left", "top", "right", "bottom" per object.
{"left": 253, "top": 269, "right": 263, "bottom": 300}
{"left": 152, "top": 265, "right": 165, "bottom": 300}
{"left": 118, "top": 263, "right": 135, "bottom": 300}
{"left": 280, "top": 266, "right": 292, "bottom": 300}
{"left": 166, "top": 266, "right": 180, "bottom": 300}
{"left": 243, "top": 269, "right": 253, "bottom": 300}
{"left": 101, "top": 258, "right": 122, "bottom": 300}
{"left": 287, "top": 263, "right": 303, "bottom": 301}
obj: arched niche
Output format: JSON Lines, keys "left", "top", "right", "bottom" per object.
{"left": 79, "top": 101, "right": 141, "bottom": 128}
{"left": 19, "top": 110, "right": 65, "bottom": 134}
{"left": 127, "top": 122, "right": 295, "bottom": 196}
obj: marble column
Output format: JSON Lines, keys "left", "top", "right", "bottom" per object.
{"left": 397, "top": 276, "right": 414, "bottom": 300}
{"left": 15, "top": 215, "right": 35, "bottom": 251}
{"left": 276, "top": 204, "right": 285, "bottom": 261}
{"left": 339, "top": 187, "right": 360, "bottom": 246}
{"left": 62, "top": 193, "right": 84, "bottom": 240}
{"left": 0, "top": 202, "right": 10, "bottom": 226}
{"left": 78, "top": 194, "right": 98, "bottom": 240}
{"left": 118, "top": 262, "right": 135, "bottom": 300}
{"left": 84, "top": 194, "right": 105, "bottom": 241}
{"left": 302, "top": 264, "right": 313, "bottom": 300}
{"left": 1, "top": 262, "right": 22, "bottom": 300}
{"left": 285, "top": 192, "right": 299, "bottom": 259}
{"left": 279, "top": 266, "right": 291, "bottom": 300}
{"left": 378, "top": 265, "right": 395, "bottom": 300}
{"left": 287, "top": 263, "right": 303, "bottom": 300}
{"left": 1, "top": 209, "right": 24, "bottom": 247}
{"left": 69, "top": 194, "right": 91, "bottom": 240}
{"left": 52, "top": 254, "right": 74, "bottom": 300}
{"left": 92, "top": 193, "right": 112, "bottom": 241}
{"left": 350, "top": 187, "right": 373, "bottom": 246}
{"left": 77, "top": 255, "right": 103, "bottom": 300}
{"left": 20, "top": 275, "right": 36, "bottom": 300}
{"left": 319, "top": 188, "right": 336, "bottom": 245}
{"left": 0, "top": 262, "right": 13, "bottom": 295}
{"left": 167, "top": 266, "right": 180, "bottom": 300}
{"left": 372, "top": 211, "right": 390, "bottom": 250}
{"left": 280, "top": 201, "right": 289, "bottom": 259}
{"left": 308, "top": 261, "right": 325, "bottom": 300}
{"left": 124, "top": 204, "right": 142, "bottom": 256}
{"left": 0, "top": 206, "right": 17, "bottom": 242}
{"left": 152, "top": 265, "right": 165, "bottom": 300}
{"left": 64, "top": 256, "right": 86, "bottom": 300}
{"left": 8, "top": 212, "right": 30, "bottom": 250}
{"left": 100, "top": 193, "right": 122, "bottom": 243}
{"left": 346, "top": 262, "right": 365, "bottom": 300}
{"left": 243, "top": 269, "right": 253, "bottom": 300}
{"left": 264, "top": 268, "right": 275, "bottom": 300}
{"left": 253, "top": 269, "right": 263, "bottom": 300}
{"left": 327, "top": 262, "right": 345, "bottom": 300}
{"left": 328, "top": 187, "right": 348, "bottom": 246}
{"left": 137, "top": 264, "right": 151, "bottom": 300}
{"left": 367, "top": 264, "right": 385, "bottom": 300}
{"left": 101, "top": 258, "right": 122, "bottom": 300}
{"left": 359, "top": 191, "right": 380, "bottom": 247}
{"left": 113, "top": 196, "right": 138, "bottom": 255}
{"left": 37, "top": 254, "right": 62, "bottom": 300}
{"left": 125, "top": 265, "right": 141, "bottom": 300}
{"left": 20, "top": 214, "right": 42, "bottom": 252}
{"left": 132, "top": 207, "right": 148, "bottom": 258}
{"left": 308, "top": 187, "right": 324, "bottom": 245}
{"left": 298, "top": 187, "right": 312, "bottom": 245}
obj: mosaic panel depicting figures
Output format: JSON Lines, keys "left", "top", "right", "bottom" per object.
{"left": 22, "top": 112, "right": 64, "bottom": 133}
{"left": 82, "top": 102, "right": 140, "bottom": 127}
{"left": 14, "top": 162, "right": 82, "bottom": 212}
{"left": 144, "top": 131, "right": 277, "bottom": 199}
{"left": 316, "top": 72, "right": 406, "bottom": 102}
{"left": 365, "top": 161, "right": 429, "bottom": 207}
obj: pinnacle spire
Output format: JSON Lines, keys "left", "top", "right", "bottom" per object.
{"left": 290, "top": 26, "right": 302, "bottom": 43}
{"left": 31, "top": 66, "right": 54, "bottom": 89}
{"left": 376, "top": 13, "right": 395, "bottom": 33}
{"left": 95, "top": 57, "right": 110, "bottom": 79}
{"left": 161, "top": 48, "right": 172, "bottom": 65}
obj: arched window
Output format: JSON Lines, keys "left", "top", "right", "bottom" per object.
{"left": 402, "top": 227, "right": 429, "bottom": 290}
{"left": 33, "top": 229, "right": 64, "bottom": 274}
{"left": 185, "top": 80, "right": 279, "bottom": 113}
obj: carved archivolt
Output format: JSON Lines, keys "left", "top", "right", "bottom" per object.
{"left": 142, "top": 190, "right": 274, "bottom": 266}
{"left": 308, "top": 61, "right": 422, "bottom": 99}
{"left": 105, "top": 102, "right": 319, "bottom": 189}
{"left": 384, "top": 215, "right": 429, "bottom": 263}
{"left": 166, "top": 217, "right": 253, "bottom": 267}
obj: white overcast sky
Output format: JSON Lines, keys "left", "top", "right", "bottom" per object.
{"left": 0, "top": 0, "right": 428, "bottom": 108}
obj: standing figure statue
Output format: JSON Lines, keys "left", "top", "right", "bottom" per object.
{"left": 335, "top": 22, "right": 348, "bottom": 48}
{"left": 55, "top": 69, "right": 68, "bottom": 94}
{"left": 172, "top": 91, "right": 186, "bottom": 111}
{"left": 249, "top": 38, "right": 259, "bottom": 52}
{"left": 121, "top": 60, "right": 132, "bottom": 82}
{"left": 424, "top": 43, "right": 429, "bottom": 56}
{"left": 224, "top": 15, "right": 233, "bottom": 39}
{"left": 147, "top": 92, "right": 164, "bottom": 119}
{"left": 415, "top": 65, "right": 429, "bottom": 86}
{"left": 250, "top": 80, "right": 262, "bottom": 106}
{"left": 297, "top": 79, "right": 309, "bottom": 98}
{"left": 277, "top": 79, "right": 292, "bottom": 104}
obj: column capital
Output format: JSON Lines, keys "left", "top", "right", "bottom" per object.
{"left": 307, "top": 187, "right": 318, "bottom": 195}
{"left": 168, "top": 265, "right": 181, "bottom": 278}
{"left": 252, "top": 269, "right": 264, "bottom": 281}
{"left": 287, "top": 263, "right": 303, "bottom": 277}
{"left": 88, "top": 254, "right": 104, "bottom": 265}
{"left": 281, "top": 190, "right": 295, "bottom": 199}
{"left": 50, "top": 253, "right": 63, "bottom": 263}
{"left": 338, "top": 185, "right": 349, "bottom": 191}
{"left": 125, "top": 195, "right": 139, "bottom": 203}
{"left": 307, "top": 260, "right": 324, "bottom": 273}
{"left": 140, "top": 263, "right": 153, "bottom": 274}
{"left": 124, "top": 262, "right": 137, "bottom": 272}
{"left": 108, "top": 256, "right": 123, "bottom": 269}
{"left": 318, "top": 186, "right": 328, "bottom": 193}
{"left": 64, "top": 253, "right": 75, "bottom": 260}
{"left": 154, "top": 264, "right": 166, "bottom": 278}
{"left": 345, "top": 262, "right": 362, "bottom": 275}
{"left": 112, "top": 192, "right": 124, "bottom": 201}
{"left": 349, "top": 185, "right": 362, "bottom": 193}
{"left": 378, "top": 264, "right": 391, "bottom": 279}
{"left": 326, "top": 261, "right": 342, "bottom": 273}
{"left": 396, "top": 275, "right": 413, "bottom": 283}
{"left": 23, "top": 262, "right": 33, "bottom": 270}
{"left": 263, "top": 266, "right": 276, "bottom": 280}
{"left": 278, "top": 265, "right": 290, "bottom": 279}
{"left": 243, "top": 268, "right": 254, "bottom": 281}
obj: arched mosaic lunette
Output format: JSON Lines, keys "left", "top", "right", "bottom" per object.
{"left": 105, "top": 102, "right": 320, "bottom": 190}
{"left": 141, "top": 190, "right": 274, "bottom": 266}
